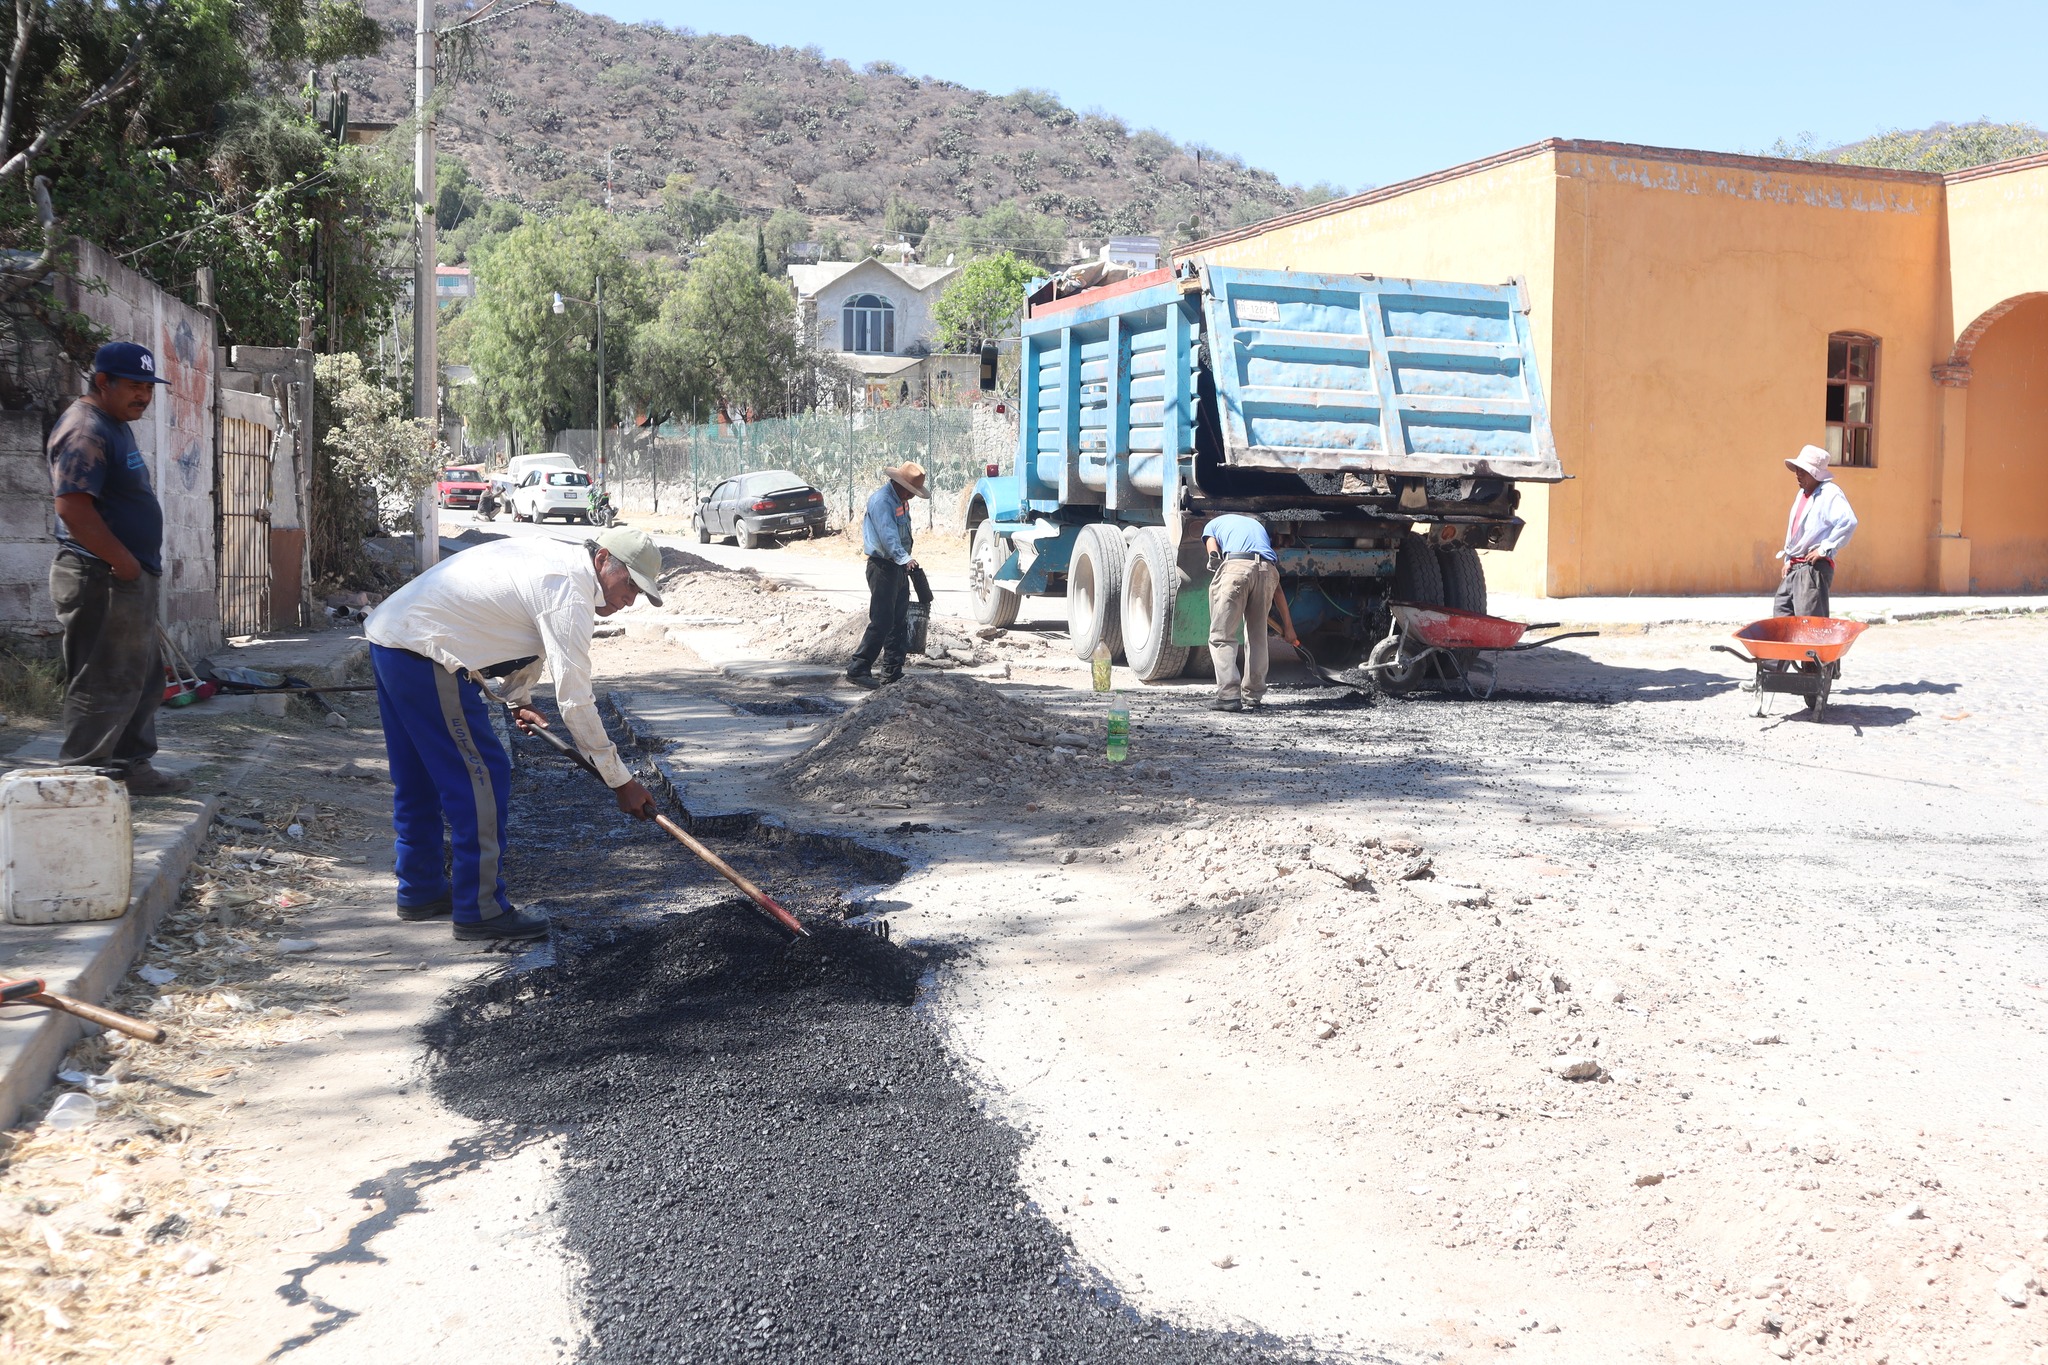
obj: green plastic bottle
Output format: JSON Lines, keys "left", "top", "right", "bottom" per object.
{"left": 1106, "top": 692, "right": 1129, "bottom": 763}
{"left": 1091, "top": 640, "right": 1112, "bottom": 693}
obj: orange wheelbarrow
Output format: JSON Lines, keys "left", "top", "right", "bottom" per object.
{"left": 1712, "top": 616, "right": 1869, "bottom": 720}
{"left": 1365, "top": 602, "right": 1599, "bottom": 700}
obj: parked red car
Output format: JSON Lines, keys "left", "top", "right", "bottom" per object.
{"left": 435, "top": 465, "right": 489, "bottom": 509}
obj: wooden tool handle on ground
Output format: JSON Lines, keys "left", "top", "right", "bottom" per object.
{"left": 28, "top": 991, "right": 168, "bottom": 1043}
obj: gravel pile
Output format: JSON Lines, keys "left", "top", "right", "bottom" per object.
{"left": 648, "top": 549, "right": 992, "bottom": 669}
{"left": 425, "top": 912, "right": 1318, "bottom": 1365}
{"left": 780, "top": 675, "right": 1075, "bottom": 806}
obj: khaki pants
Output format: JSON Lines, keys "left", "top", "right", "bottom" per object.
{"left": 1208, "top": 558, "right": 1279, "bottom": 702}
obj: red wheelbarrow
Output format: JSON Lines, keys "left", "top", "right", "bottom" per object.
{"left": 1363, "top": 602, "right": 1599, "bottom": 700}
{"left": 1712, "top": 616, "right": 1869, "bottom": 720}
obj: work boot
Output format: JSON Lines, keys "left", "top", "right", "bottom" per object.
{"left": 396, "top": 894, "right": 453, "bottom": 922}
{"left": 844, "top": 669, "right": 879, "bottom": 691}
{"left": 1206, "top": 696, "right": 1242, "bottom": 713}
{"left": 452, "top": 906, "right": 550, "bottom": 942}
{"left": 1242, "top": 697, "right": 1264, "bottom": 711}
{"left": 877, "top": 671, "right": 904, "bottom": 686}
{"left": 123, "top": 763, "right": 193, "bottom": 797}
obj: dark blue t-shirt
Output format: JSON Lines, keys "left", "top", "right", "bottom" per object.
{"left": 48, "top": 400, "right": 163, "bottom": 576}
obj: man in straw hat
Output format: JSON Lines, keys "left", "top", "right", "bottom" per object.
{"left": 1775, "top": 444, "right": 1858, "bottom": 619}
{"left": 845, "top": 461, "right": 928, "bottom": 689}
{"left": 364, "top": 527, "right": 665, "bottom": 941}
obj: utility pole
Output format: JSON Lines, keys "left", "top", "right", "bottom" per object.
{"left": 594, "top": 273, "right": 606, "bottom": 495}
{"left": 412, "top": 0, "right": 440, "bottom": 573}
{"left": 408, "top": 0, "right": 557, "bottom": 573}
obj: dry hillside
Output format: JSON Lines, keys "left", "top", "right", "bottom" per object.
{"left": 339, "top": 1, "right": 1315, "bottom": 242}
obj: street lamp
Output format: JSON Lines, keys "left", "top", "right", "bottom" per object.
{"left": 552, "top": 279, "right": 607, "bottom": 494}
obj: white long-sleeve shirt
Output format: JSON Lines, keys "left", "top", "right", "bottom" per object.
{"left": 1780, "top": 479, "right": 1858, "bottom": 562}
{"left": 366, "top": 537, "right": 632, "bottom": 788}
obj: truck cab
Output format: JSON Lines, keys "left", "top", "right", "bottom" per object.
{"left": 964, "top": 263, "right": 1564, "bottom": 679}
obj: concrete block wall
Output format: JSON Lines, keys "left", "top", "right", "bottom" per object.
{"left": 57, "top": 242, "right": 221, "bottom": 656}
{"left": 0, "top": 411, "right": 57, "bottom": 640}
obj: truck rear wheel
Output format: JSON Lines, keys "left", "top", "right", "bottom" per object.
{"left": 968, "top": 520, "right": 1020, "bottom": 627}
{"left": 1067, "top": 524, "right": 1125, "bottom": 661}
{"left": 1391, "top": 532, "right": 1445, "bottom": 605}
{"left": 1120, "top": 527, "right": 1188, "bottom": 682}
{"left": 1437, "top": 546, "right": 1487, "bottom": 615}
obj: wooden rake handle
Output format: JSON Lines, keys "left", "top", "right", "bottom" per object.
{"left": 513, "top": 708, "right": 810, "bottom": 939}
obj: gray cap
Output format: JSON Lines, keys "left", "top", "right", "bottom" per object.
{"left": 595, "top": 527, "right": 664, "bottom": 607}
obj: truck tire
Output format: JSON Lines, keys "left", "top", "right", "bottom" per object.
{"left": 1437, "top": 546, "right": 1487, "bottom": 615}
{"left": 1391, "top": 532, "right": 1445, "bottom": 605}
{"left": 1066, "top": 524, "right": 1125, "bottom": 661}
{"left": 968, "top": 520, "right": 1020, "bottom": 627}
{"left": 1121, "top": 527, "right": 1188, "bottom": 682}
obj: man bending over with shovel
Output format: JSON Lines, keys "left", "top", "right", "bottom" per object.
{"left": 364, "top": 528, "right": 665, "bottom": 941}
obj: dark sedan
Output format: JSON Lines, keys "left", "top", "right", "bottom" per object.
{"left": 694, "top": 470, "right": 829, "bottom": 548}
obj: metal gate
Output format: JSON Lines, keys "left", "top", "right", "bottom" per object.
{"left": 216, "top": 391, "right": 276, "bottom": 637}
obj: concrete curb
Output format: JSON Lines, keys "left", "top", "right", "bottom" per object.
{"left": 0, "top": 736, "right": 279, "bottom": 1130}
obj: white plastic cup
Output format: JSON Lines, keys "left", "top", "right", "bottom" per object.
{"left": 46, "top": 1092, "right": 99, "bottom": 1130}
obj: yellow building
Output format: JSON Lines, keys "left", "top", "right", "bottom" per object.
{"left": 1181, "top": 139, "right": 2048, "bottom": 597}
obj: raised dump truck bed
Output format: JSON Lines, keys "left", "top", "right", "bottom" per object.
{"left": 966, "top": 263, "right": 1564, "bottom": 680}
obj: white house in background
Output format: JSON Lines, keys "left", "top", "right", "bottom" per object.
{"left": 788, "top": 257, "right": 959, "bottom": 373}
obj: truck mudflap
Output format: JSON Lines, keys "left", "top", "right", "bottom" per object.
{"left": 989, "top": 521, "right": 1079, "bottom": 595}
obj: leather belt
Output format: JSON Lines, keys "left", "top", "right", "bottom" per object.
{"left": 1222, "top": 552, "right": 1269, "bottom": 563}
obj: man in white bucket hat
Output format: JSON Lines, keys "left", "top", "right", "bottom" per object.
{"left": 1775, "top": 444, "right": 1858, "bottom": 619}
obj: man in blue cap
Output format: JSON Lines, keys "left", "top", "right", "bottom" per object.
{"left": 45, "top": 341, "right": 190, "bottom": 796}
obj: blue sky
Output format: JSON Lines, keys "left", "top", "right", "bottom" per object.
{"left": 582, "top": 1, "right": 2048, "bottom": 191}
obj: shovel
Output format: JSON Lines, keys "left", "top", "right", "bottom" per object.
{"left": 1283, "top": 631, "right": 1375, "bottom": 700}
{"left": 514, "top": 711, "right": 809, "bottom": 939}
{"left": 1, "top": 977, "right": 168, "bottom": 1043}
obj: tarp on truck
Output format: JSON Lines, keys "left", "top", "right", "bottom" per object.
{"left": 1197, "top": 266, "right": 1563, "bottom": 483}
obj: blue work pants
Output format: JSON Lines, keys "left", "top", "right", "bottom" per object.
{"left": 371, "top": 645, "right": 513, "bottom": 923}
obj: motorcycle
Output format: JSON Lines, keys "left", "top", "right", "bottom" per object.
{"left": 587, "top": 488, "right": 616, "bottom": 528}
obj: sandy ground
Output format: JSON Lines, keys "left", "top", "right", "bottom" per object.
{"left": 10, "top": 535, "right": 2044, "bottom": 1364}
{"left": 591, "top": 560, "right": 2048, "bottom": 1365}
{"left": 0, "top": 706, "right": 584, "bottom": 1365}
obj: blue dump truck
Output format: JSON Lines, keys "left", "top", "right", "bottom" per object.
{"left": 964, "top": 263, "right": 1565, "bottom": 680}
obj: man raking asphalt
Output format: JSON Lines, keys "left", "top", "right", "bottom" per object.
{"left": 363, "top": 528, "right": 665, "bottom": 941}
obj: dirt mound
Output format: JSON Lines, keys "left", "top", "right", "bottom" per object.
{"left": 656, "top": 546, "right": 739, "bottom": 577}
{"left": 781, "top": 674, "right": 1073, "bottom": 805}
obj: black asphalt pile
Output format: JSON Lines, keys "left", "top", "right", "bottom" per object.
{"left": 425, "top": 908, "right": 1317, "bottom": 1365}
{"left": 778, "top": 674, "right": 1073, "bottom": 807}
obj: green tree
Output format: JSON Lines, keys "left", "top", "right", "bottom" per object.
{"left": 922, "top": 199, "right": 1066, "bottom": 267}
{"left": 881, "top": 194, "right": 930, "bottom": 241}
{"left": 761, "top": 205, "right": 810, "bottom": 262}
{"left": 659, "top": 171, "right": 741, "bottom": 243}
{"left": 627, "top": 225, "right": 797, "bottom": 421}
{"left": 457, "top": 205, "right": 658, "bottom": 442}
{"left": 930, "top": 251, "right": 1037, "bottom": 352}
{"left": 1769, "top": 120, "right": 2048, "bottom": 174}
{"left": 0, "top": 0, "right": 395, "bottom": 352}
{"left": 313, "top": 352, "right": 444, "bottom": 545}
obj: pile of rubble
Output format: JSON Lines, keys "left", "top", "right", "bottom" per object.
{"left": 779, "top": 674, "right": 1082, "bottom": 807}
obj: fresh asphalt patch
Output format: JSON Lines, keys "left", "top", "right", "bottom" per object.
{"left": 424, "top": 747, "right": 1331, "bottom": 1364}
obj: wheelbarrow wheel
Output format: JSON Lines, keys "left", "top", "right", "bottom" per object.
{"left": 1808, "top": 674, "right": 1830, "bottom": 721}
{"left": 1366, "top": 634, "right": 1422, "bottom": 694}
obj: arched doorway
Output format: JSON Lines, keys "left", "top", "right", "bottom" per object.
{"left": 1960, "top": 294, "right": 2048, "bottom": 592}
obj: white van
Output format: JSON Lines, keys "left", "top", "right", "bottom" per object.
{"left": 505, "top": 452, "right": 583, "bottom": 485}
